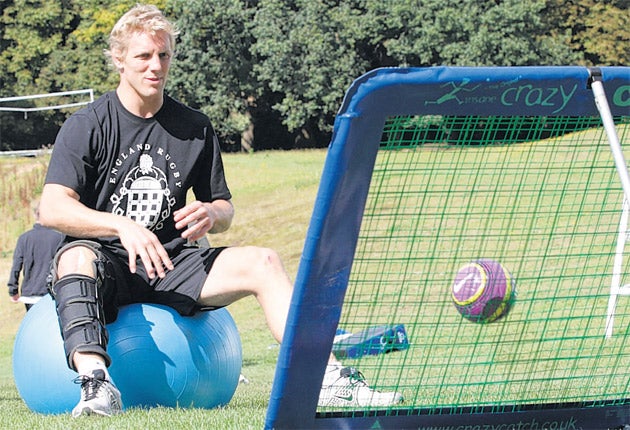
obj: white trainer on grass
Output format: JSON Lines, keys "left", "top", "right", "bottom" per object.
{"left": 318, "top": 365, "right": 403, "bottom": 408}
{"left": 72, "top": 369, "right": 123, "bottom": 417}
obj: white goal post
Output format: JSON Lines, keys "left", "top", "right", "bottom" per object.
{"left": 0, "top": 89, "right": 94, "bottom": 115}
{"left": 0, "top": 89, "right": 94, "bottom": 156}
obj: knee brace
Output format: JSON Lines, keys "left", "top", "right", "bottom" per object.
{"left": 50, "top": 274, "right": 111, "bottom": 370}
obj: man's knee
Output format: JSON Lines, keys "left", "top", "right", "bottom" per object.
{"left": 56, "top": 246, "right": 98, "bottom": 278}
{"left": 249, "top": 246, "right": 282, "bottom": 268}
{"left": 219, "top": 245, "right": 281, "bottom": 269}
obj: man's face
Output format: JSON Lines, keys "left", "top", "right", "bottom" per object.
{"left": 114, "top": 30, "right": 172, "bottom": 102}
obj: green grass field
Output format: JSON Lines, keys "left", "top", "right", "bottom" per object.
{"left": 0, "top": 149, "right": 326, "bottom": 430}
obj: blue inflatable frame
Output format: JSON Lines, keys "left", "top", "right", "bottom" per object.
{"left": 265, "top": 66, "right": 630, "bottom": 429}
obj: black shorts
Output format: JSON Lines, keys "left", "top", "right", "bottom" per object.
{"left": 51, "top": 240, "right": 227, "bottom": 321}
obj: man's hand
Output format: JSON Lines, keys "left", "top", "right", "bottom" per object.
{"left": 117, "top": 218, "right": 174, "bottom": 279}
{"left": 10, "top": 294, "right": 19, "bottom": 303}
{"left": 174, "top": 200, "right": 233, "bottom": 241}
{"left": 174, "top": 201, "right": 214, "bottom": 243}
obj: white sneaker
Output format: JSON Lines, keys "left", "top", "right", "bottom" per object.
{"left": 318, "top": 366, "right": 403, "bottom": 407}
{"left": 71, "top": 369, "right": 123, "bottom": 417}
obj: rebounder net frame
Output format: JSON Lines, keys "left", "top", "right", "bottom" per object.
{"left": 265, "top": 66, "right": 630, "bottom": 429}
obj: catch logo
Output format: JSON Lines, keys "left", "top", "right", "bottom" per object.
{"left": 425, "top": 79, "right": 482, "bottom": 105}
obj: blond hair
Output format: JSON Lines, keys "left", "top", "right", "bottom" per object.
{"left": 105, "top": 4, "right": 179, "bottom": 66}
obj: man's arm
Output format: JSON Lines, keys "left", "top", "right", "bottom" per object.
{"left": 7, "top": 237, "right": 23, "bottom": 301}
{"left": 39, "top": 183, "right": 174, "bottom": 279}
{"left": 40, "top": 184, "right": 124, "bottom": 238}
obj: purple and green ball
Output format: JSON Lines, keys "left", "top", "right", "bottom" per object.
{"left": 451, "top": 259, "right": 516, "bottom": 323}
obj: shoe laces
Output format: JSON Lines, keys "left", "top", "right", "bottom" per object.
{"left": 339, "top": 367, "right": 368, "bottom": 387}
{"left": 73, "top": 370, "right": 107, "bottom": 401}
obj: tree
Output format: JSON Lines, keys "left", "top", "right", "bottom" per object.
{"left": 376, "top": 0, "right": 582, "bottom": 67}
{"left": 250, "top": 0, "right": 589, "bottom": 148}
{"left": 39, "top": 0, "right": 147, "bottom": 96}
{"left": 167, "top": 0, "right": 260, "bottom": 151}
{"left": 251, "top": 0, "right": 377, "bottom": 147}
{"left": 545, "top": 0, "right": 629, "bottom": 66}
{"left": 0, "top": 0, "right": 625, "bottom": 151}
{"left": 0, "top": 0, "right": 79, "bottom": 95}
{"left": 0, "top": 0, "right": 80, "bottom": 150}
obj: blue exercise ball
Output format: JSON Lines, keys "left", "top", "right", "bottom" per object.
{"left": 13, "top": 295, "right": 77, "bottom": 414}
{"left": 13, "top": 294, "right": 242, "bottom": 414}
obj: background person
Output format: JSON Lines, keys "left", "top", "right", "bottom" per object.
{"left": 8, "top": 201, "right": 62, "bottom": 311}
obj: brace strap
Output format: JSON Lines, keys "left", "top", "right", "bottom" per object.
{"left": 51, "top": 274, "right": 110, "bottom": 369}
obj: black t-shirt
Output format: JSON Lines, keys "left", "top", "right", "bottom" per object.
{"left": 45, "top": 91, "right": 232, "bottom": 255}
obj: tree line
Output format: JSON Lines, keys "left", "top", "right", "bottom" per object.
{"left": 0, "top": 0, "right": 628, "bottom": 152}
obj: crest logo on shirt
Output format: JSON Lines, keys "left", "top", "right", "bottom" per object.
{"left": 110, "top": 154, "right": 175, "bottom": 231}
